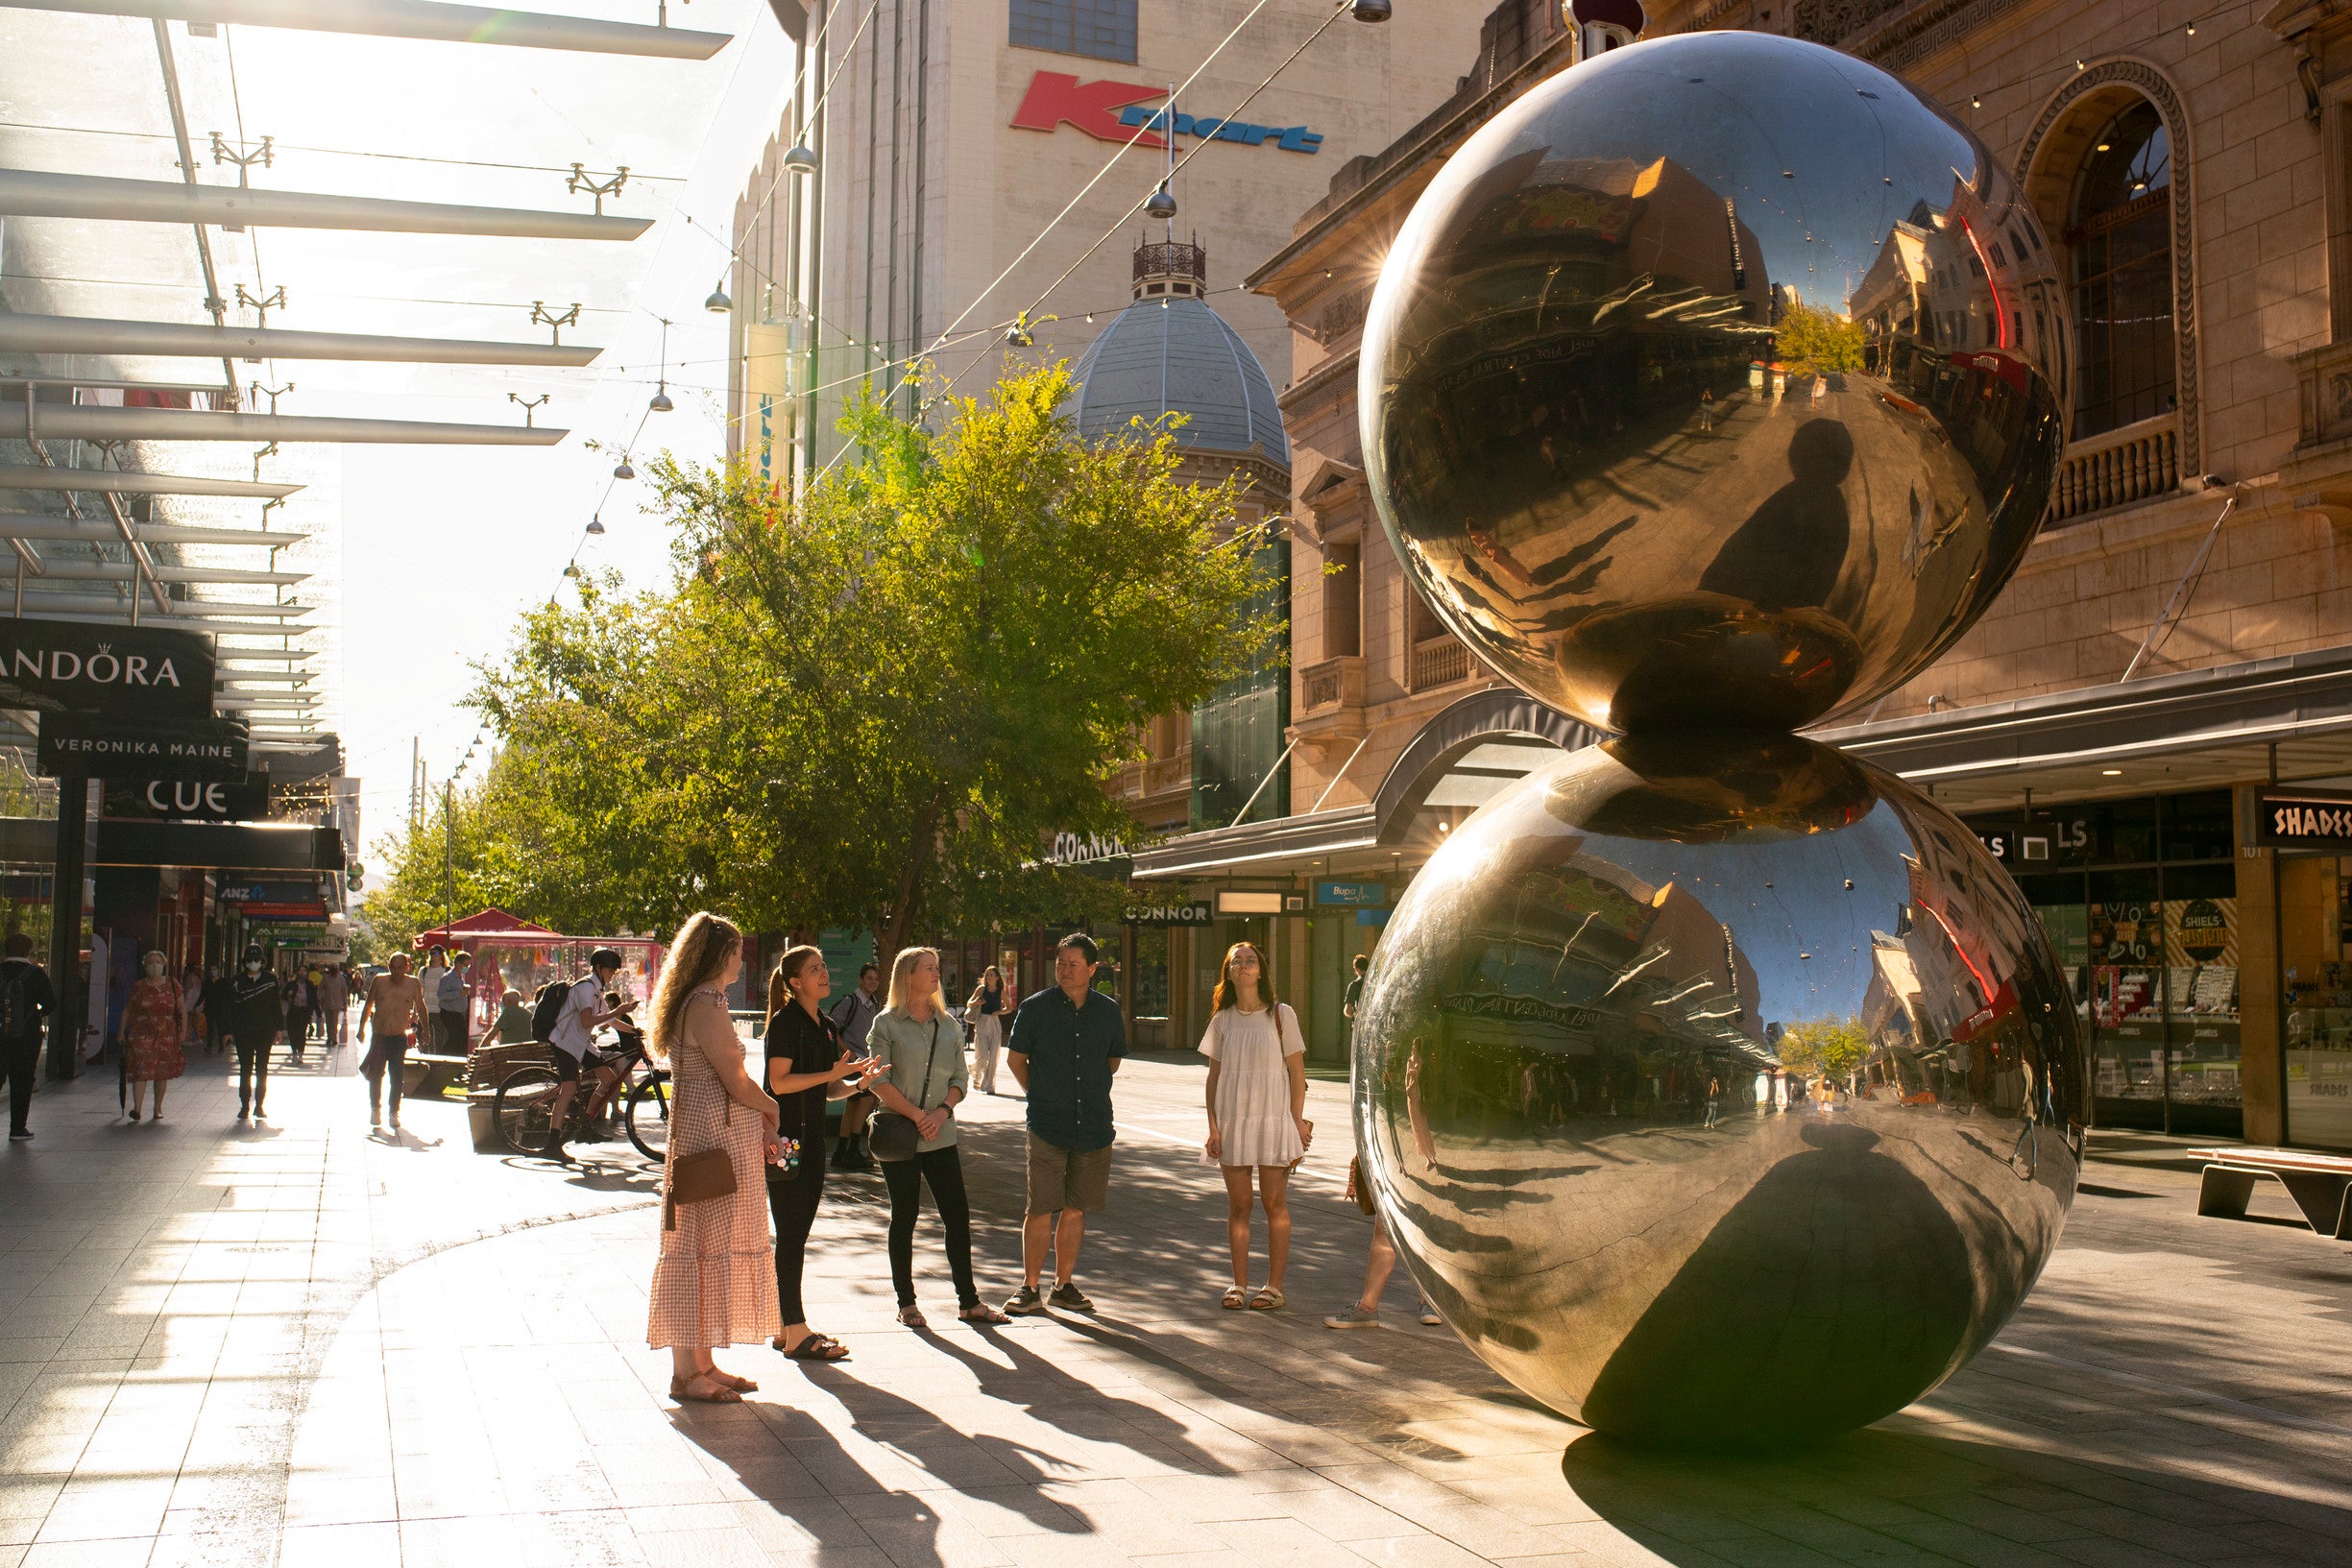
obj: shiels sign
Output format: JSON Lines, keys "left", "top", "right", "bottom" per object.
{"left": 1012, "top": 72, "right": 1323, "bottom": 154}
{"left": 0, "top": 616, "right": 214, "bottom": 719}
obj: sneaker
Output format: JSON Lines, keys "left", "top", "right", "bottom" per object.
{"left": 8, "top": 1128, "right": 30, "bottom": 1141}
{"left": 1418, "top": 1298, "right": 1443, "bottom": 1326}
{"left": 1048, "top": 1282, "right": 1094, "bottom": 1313}
{"left": 1323, "top": 1303, "right": 1380, "bottom": 1330}
{"left": 1004, "top": 1285, "right": 1047, "bottom": 1316}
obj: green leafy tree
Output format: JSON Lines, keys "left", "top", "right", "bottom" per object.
{"left": 470, "top": 364, "right": 1276, "bottom": 956}
{"left": 1775, "top": 300, "right": 1865, "bottom": 376}
{"left": 1778, "top": 1014, "right": 1872, "bottom": 1082}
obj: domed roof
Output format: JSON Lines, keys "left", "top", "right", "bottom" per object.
{"left": 1064, "top": 294, "right": 1288, "bottom": 465}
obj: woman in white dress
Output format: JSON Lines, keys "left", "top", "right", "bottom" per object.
{"left": 1200, "top": 942, "right": 1312, "bottom": 1311}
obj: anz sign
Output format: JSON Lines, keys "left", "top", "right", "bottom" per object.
{"left": 1011, "top": 71, "right": 1322, "bottom": 154}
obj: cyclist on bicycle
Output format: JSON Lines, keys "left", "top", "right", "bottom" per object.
{"left": 544, "top": 949, "right": 635, "bottom": 1164}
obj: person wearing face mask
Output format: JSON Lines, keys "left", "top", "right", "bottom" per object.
{"left": 122, "top": 950, "right": 187, "bottom": 1122}
{"left": 219, "top": 947, "right": 286, "bottom": 1122}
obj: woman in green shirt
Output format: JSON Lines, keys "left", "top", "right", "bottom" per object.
{"left": 867, "top": 947, "right": 1007, "bottom": 1327}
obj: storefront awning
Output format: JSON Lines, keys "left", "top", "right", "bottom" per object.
{"left": 1814, "top": 646, "right": 2352, "bottom": 810}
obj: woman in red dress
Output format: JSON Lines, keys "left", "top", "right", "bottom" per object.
{"left": 124, "top": 951, "right": 186, "bottom": 1122}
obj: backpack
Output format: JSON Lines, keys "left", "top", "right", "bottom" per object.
{"left": 0, "top": 964, "right": 32, "bottom": 1041}
{"left": 530, "top": 979, "right": 573, "bottom": 1042}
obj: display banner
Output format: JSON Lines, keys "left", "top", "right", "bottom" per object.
{"left": 37, "top": 714, "right": 247, "bottom": 780}
{"left": 0, "top": 616, "right": 214, "bottom": 718}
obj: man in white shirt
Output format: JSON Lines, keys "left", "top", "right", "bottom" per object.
{"left": 544, "top": 948, "right": 630, "bottom": 1164}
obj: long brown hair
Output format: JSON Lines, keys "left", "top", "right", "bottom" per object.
{"left": 767, "top": 944, "right": 824, "bottom": 1016}
{"left": 647, "top": 910, "right": 742, "bottom": 1061}
{"left": 1212, "top": 942, "right": 1277, "bottom": 1012}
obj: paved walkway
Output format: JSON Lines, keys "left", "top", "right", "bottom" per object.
{"left": 4, "top": 1042, "right": 2351, "bottom": 1567}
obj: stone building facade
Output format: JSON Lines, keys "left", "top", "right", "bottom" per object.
{"left": 1128, "top": 0, "right": 2352, "bottom": 1146}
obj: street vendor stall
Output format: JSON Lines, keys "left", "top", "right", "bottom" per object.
{"left": 412, "top": 909, "right": 663, "bottom": 1034}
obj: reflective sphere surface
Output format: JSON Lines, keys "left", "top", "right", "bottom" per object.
{"left": 1359, "top": 33, "right": 2069, "bottom": 735}
{"left": 1354, "top": 734, "right": 2086, "bottom": 1447}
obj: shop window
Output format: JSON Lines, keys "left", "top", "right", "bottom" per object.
{"left": 2068, "top": 100, "right": 2176, "bottom": 439}
{"left": 2161, "top": 862, "right": 2240, "bottom": 1117}
{"left": 1008, "top": 0, "right": 1137, "bottom": 63}
{"left": 2281, "top": 854, "right": 2352, "bottom": 1148}
{"left": 2088, "top": 869, "right": 2166, "bottom": 1106}
{"left": 2090, "top": 796, "right": 2159, "bottom": 864}
{"left": 2162, "top": 789, "right": 2233, "bottom": 861}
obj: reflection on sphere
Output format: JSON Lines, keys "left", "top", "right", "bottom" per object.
{"left": 1353, "top": 734, "right": 2086, "bottom": 1447}
{"left": 1358, "top": 32, "right": 2069, "bottom": 735}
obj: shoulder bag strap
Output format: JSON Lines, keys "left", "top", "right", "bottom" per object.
{"left": 911, "top": 1018, "right": 943, "bottom": 1113}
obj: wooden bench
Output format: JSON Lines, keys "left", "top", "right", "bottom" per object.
{"left": 2190, "top": 1146, "right": 2352, "bottom": 1240}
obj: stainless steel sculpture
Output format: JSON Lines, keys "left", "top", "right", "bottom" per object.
{"left": 1360, "top": 31, "right": 2068, "bottom": 735}
{"left": 1354, "top": 33, "right": 2085, "bottom": 1447}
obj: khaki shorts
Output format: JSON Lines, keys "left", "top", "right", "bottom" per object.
{"left": 1027, "top": 1131, "right": 1113, "bottom": 1215}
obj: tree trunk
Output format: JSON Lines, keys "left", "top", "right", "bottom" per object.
{"left": 875, "top": 794, "right": 946, "bottom": 973}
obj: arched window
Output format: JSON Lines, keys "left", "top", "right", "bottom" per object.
{"left": 2067, "top": 101, "right": 2174, "bottom": 438}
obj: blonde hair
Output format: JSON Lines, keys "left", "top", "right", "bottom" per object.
{"left": 885, "top": 946, "right": 941, "bottom": 1015}
{"left": 646, "top": 910, "right": 742, "bottom": 1062}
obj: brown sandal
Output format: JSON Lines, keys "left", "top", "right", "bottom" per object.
{"left": 777, "top": 1332, "right": 851, "bottom": 1361}
{"left": 958, "top": 1303, "right": 1010, "bottom": 1325}
{"left": 896, "top": 1305, "right": 928, "bottom": 1329}
{"left": 671, "top": 1372, "right": 741, "bottom": 1404}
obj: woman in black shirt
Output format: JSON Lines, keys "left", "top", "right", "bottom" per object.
{"left": 764, "top": 945, "right": 877, "bottom": 1361}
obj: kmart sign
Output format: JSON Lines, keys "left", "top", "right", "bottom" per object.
{"left": 1011, "top": 72, "right": 1322, "bottom": 154}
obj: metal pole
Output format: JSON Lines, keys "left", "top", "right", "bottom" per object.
{"left": 46, "top": 774, "right": 86, "bottom": 1081}
{"left": 443, "top": 781, "right": 454, "bottom": 929}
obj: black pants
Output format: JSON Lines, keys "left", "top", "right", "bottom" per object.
{"left": 3, "top": 1031, "right": 39, "bottom": 1134}
{"left": 767, "top": 1142, "right": 827, "bottom": 1327}
{"left": 233, "top": 1037, "right": 269, "bottom": 1113}
{"left": 364, "top": 1034, "right": 409, "bottom": 1120}
{"left": 286, "top": 1008, "right": 312, "bottom": 1054}
{"left": 881, "top": 1145, "right": 978, "bottom": 1310}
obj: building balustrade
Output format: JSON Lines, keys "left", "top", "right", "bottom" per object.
{"left": 2049, "top": 412, "right": 2179, "bottom": 524}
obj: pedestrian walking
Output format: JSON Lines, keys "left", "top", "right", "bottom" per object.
{"left": 181, "top": 965, "right": 205, "bottom": 1055}
{"left": 0, "top": 932, "right": 57, "bottom": 1142}
{"left": 1323, "top": 1155, "right": 1443, "bottom": 1330}
{"left": 200, "top": 963, "right": 229, "bottom": 1055}
{"left": 828, "top": 962, "right": 884, "bottom": 1170}
{"left": 354, "top": 953, "right": 429, "bottom": 1131}
{"left": 218, "top": 946, "right": 284, "bottom": 1122}
{"left": 1343, "top": 953, "right": 1369, "bottom": 1024}
{"left": 963, "top": 966, "right": 1006, "bottom": 1095}
{"left": 1699, "top": 387, "right": 1714, "bottom": 430}
{"left": 419, "top": 945, "right": 449, "bottom": 1055}
{"left": 122, "top": 951, "right": 187, "bottom": 1122}
{"left": 283, "top": 969, "right": 315, "bottom": 1065}
{"left": 323, "top": 962, "right": 350, "bottom": 1050}
{"left": 869, "top": 947, "right": 1007, "bottom": 1329}
{"left": 437, "top": 951, "right": 473, "bottom": 1051}
{"left": 646, "top": 910, "right": 784, "bottom": 1404}
{"left": 763, "top": 945, "right": 876, "bottom": 1362}
{"left": 1004, "top": 931, "right": 1125, "bottom": 1316}
{"left": 1200, "top": 942, "right": 1311, "bottom": 1311}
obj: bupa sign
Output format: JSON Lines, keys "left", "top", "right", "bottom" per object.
{"left": 0, "top": 616, "right": 214, "bottom": 718}
{"left": 1011, "top": 72, "right": 1322, "bottom": 154}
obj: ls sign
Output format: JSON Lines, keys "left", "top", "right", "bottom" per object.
{"left": 1011, "top": 72, "right": 1322, "bottom": 153}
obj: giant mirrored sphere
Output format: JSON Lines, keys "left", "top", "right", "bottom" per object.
{"left": 1354, "top": 733, "right": 2087, "bottom": 1447}
{"left": 1358, "top": 33, "right": 2069, "bottom": 735}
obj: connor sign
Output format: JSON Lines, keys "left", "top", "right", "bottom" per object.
{"left": 1011, "top": 72, "right": 1323, "bottom": 153}
{"left": 0, "top": 616, "right": 214, "bottom": 719}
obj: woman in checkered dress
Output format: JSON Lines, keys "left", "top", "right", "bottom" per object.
{"left": 645, "top": 911, "right": 785, "bottom": 1403}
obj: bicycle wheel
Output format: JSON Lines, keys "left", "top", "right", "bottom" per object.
{"left": 624, "top": 1073, "right": 671, "bottom": 1162}
{"left": 495, "top": 1066, "right": 562, "bottom": 1155}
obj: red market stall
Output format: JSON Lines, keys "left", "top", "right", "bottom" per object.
{"left": 412, "top": 909, "right": 664, "bottom": 1031}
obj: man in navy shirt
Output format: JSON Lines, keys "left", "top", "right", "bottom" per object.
{"left": 1003, "top": 932, "right": 1124, "bottom": 1315}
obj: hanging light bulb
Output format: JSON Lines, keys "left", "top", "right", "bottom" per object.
{"left": 563, "top": 564, "right": 582, "bottom": 578}
{"left": 586, "top": 514, "right": 606, "bottom": 536}
{"left": 705, "top": 277, "right": 732, "bottom": 313}
{"left": 649, "top": 385, "right": 673, "bottom": 413}
{"left": 1146, "top": 183, "right": 1177, "bottom": 220}
{"left": 1006, "top": 315, "right": 1035, "bottom": 349}
{"left": 1351, "top": 0, "right": 1393, "bottom": 18}
{"left": 784, "top": 142, "right": 818, "bottom": 174}
{"left": 614, "top": 458, "right": 636, "bottom": 480}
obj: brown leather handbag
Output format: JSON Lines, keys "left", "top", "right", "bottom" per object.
{"left": 664, "top": 1100, "right": 739, "bottom": 1231}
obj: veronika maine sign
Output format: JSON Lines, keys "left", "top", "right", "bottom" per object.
{"left": 0, "top": 616, "right": 214, "bottom": 719}
{"left": 37, "top": 714, "right": 249, "bottom": 781}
